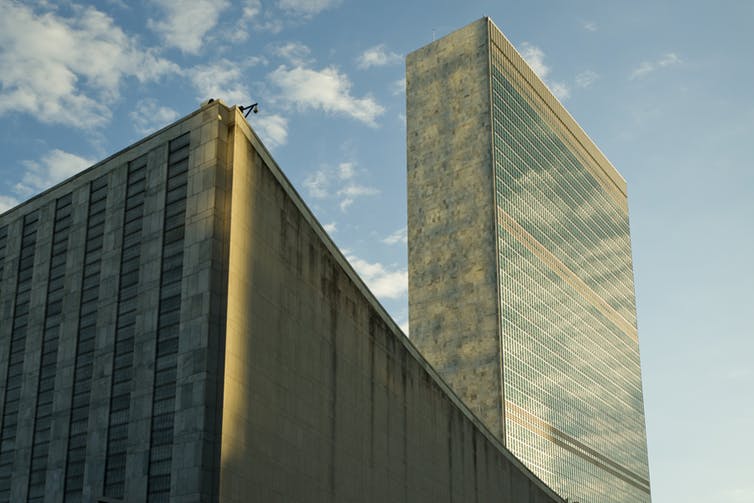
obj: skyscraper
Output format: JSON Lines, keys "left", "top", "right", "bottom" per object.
{"left": 407, "top": 18, "right": 651, "bottom": 502}
{"left": 0, "top": 100, "right": 562, "bottom": 502}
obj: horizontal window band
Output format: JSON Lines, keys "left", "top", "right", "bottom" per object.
{"left": 498, "top": 209, "right": 638, "bottom": 343}
{"left": 506, "top": 401, "right": 649, "bottom": 491}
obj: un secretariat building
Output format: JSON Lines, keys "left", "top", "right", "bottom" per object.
{"left": 407, "top": 17, "right": 652, "bottom": 503}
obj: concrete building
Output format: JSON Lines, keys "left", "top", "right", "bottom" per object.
{"left": 0, "top": 100, "right": 563, "bottom": 502}
{"left": 407, "top": 18, "right": 651, "bottom": 503}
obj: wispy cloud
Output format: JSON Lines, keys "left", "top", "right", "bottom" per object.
{"left": 631, "top": 52, "right": 681, "bottom": 79}
{"left": 323, "top": 222, "right": 337, "bottom": 234}
{"left": 520, "top": 43, "right": 550, "bottom": 79}
{"left": 148, "top": 0, "right": 230, "bottom": 54}
{"left": 519, "top": 42, "right": 570, "bottom": 100}
{"left": 583, "top": 21, "right": 597, "bottom": 32}
{"left": 345, "top": 251, "right": 407, "bottom": 299}
{"left": 303, "top": 169, "right": 330, "bottom": 199}
{"left": 271, "top": 41, "right": 313, "bottom": 65}
{"left": 241, "top": 0, "right": 261, "bottom": 18}
{"left": 357, "top": 44, "right": 402, "bottom": 69}
{"left": 0, "top": 195, "right": 19, "bottom": 214}
{"left": 253, "top": 114, "right": 289, "bottom": 148}
{"left": 548, "top": 82, "right": 570, "bottom": 101}
{"left": 229, "top": 0, "right": 284, "bottom": 39}
{"left": 269, "top": 65, "right": 384, "bottom": 126}
{"left": 0, "top": 1, "right": 178, "bottom": 130}
{"left": 337, "top": 184, "right": 379, "bottom": 211}
{"left": 188, "top": 59, "right": 252, "bottom": 105}
{"left": 16, "top": 149, "right": 93, "bottom": 197}
{"left": 303, "top": 161, "right": 379, "bottom": 210}
{"left": 391, "top": 78, "right": 406, "bottom": 96}
{"left": 130, "top": 98, "right": 180, "bottom": 135}
{"left": 337, "top": 161, "right": 355, "bottom": 180}
{"left": 382, "top": 227, "right": 407, "bottom": 245}
{"left": 277, "top": 0, "right": 340, "bottom": 17}
{"left": 575, "top": 70, "right": 599, "bottom": 88}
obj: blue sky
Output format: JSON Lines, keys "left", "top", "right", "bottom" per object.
{"left": 1, "top": 0, "right": 752, "bottom": 501}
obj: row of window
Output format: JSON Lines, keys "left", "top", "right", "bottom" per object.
{"left": 0, "top": 210, "right": 40, "bottom": 502}
{"left": 28, "top": 193, "right": 73, "bottom": 502}
{"left": 65, "top": 174, "right": 109, "bottom": 501}
{"left": 103, "top": 155, "right": 149, "bottom": 499}
{"left": 147, "top": 132, "right": 190, "bottom": 502}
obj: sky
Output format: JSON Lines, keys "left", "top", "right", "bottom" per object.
{"left": 0, "top": 0, "right": 752, "bottom": 501}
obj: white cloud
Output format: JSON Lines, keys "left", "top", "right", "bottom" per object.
{"left": 253, "top": 113, "right": 288, "bottom": 148}
{"left": 391, "top": 78, "right": 406, "bottom": 96}
{"left": 323, "top": 222, "right": 337, "bottom": 233}
{"left": 271, "top": 41, "right": 312, "bottom": 65}
{"left": 302, "top": 162, "right": 379, "bottom": 210}
{"left": 242, "top": 0, "right": 261, "bottom": 18}
{"left": 303, "top": 169, "right": 330, "bottom": 199}
{"left": 519, "top": 42, "right": 570, "bottom": 101}
{"left": 337, "top": 184, "right": 379, "bottom": 211}
{"left": 277, "top": 0, "right": 340, "bottom": 17}
{"left": 382, "top": 226, "right": 407, "bottom": 245}
{"left": 225, "top": 0, "right": 283, "bottom": 42}
{"left": 631, "top": 52, "right": 681, "bottom": 79}
{"left": 148, "top": 0, "right": 230, "bottom": 54}
{"left": 130, "top": 98, "right": 180, "bottom": 135}
{"left": 658, "top": 53, "right": 682, "bottom": 67}
{"left": 583, "top": 21, "right": 597, "bottom": 32}
{"left": 0, "top": 195, "right": 19, "bottom": 214}
{"left": 549, "top": 82, "right": 570, "bottom": 101}
{"left": 630, "top": 62, "right": 654, "bottom": 80}
{"left": 188, "top": 59, "right": 251, "bottom": 105}
{"left": 520, "top": 43, "right": 550, "bottom": 80}
{"left": 269, "top": 65, "right": 385, "bottom": 126}
{"left": 357, "top": 44, "right": 402, "bottom": 69}
{"left": 16, "top": 149, "right": 94, "bottom": 197}
{"left": 337, "top": 162, "right": 355, "bottom": 180}
{"left": 0, "top": 1, "right": 178, "bottom": 130}
{"left": 345, "top": 252, "right": 407, "bottom": 300}
{"left": 575, "top": 70, "right": 599, "bottom": 88}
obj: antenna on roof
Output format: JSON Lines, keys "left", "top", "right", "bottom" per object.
{"left": 239, "top": 103, "right": 259, "bottom": 117}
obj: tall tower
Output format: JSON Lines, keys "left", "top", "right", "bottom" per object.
{"left": 407, "top": 18, "right": 651, "bottom": 502}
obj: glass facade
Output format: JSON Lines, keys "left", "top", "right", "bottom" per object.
{"left": 489, "top": 28, "right": 651, "bottom": 503}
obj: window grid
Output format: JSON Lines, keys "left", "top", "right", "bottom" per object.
{"left": 64, "top": 175, "right": 108, "bottom": 501}
{"left": 147, "top": 132, "right": 189, "bottom": 502}
{"left": 0, "top": 210, "right": 40, "bottom": 502}
{"left": 489, "top": 50, "right": 650, "bottom": 503}
{"left": 27, "top": 193, "right": 73, "bottom": 502}
{"left": 103, "top": 157, "right": 148, "bottom": 499}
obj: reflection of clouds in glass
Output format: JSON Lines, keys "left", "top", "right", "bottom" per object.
{"left": 498, "top": 144, "right": 637, "bottom": 326}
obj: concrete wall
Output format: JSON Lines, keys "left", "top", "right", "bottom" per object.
{"left": 406, "top": 19, "right": 506, "bottom": 440}
{"left": 218, "top": 109, "right": 561, "bottom": 503}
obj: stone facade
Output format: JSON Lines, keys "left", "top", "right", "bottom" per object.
{"left": 406, "top": 16, "right": 505, "bottom": 440}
